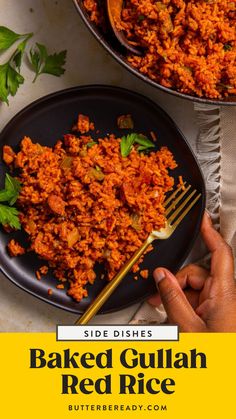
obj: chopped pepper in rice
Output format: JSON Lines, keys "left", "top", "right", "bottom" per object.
{"left": 4, "top": 129, "right": 177, "bottom": 302}
{"left": 83, "top": 0, "right": 236, "bottom": 99}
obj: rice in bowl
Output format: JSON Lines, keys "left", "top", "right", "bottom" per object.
{"left": 83, "top": 0, "right": 236, "bottom": 99}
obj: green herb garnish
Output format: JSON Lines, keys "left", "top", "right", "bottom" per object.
{"left": 87, "top": 141, "right": 97, "bottom": 148}
{"left": 29, "top": 43, "right": 67, "bottom": 82}
{"left": 0, "top": 28, "right": 33, "bottom": 104}
{"left": 224, "top": 44, "right": 232, "bottom": 51}
{"left": 0, "top": 174, "right": 21, "bottom": 229}
{"left": 120, "top": 133, "right": 155, "bottom": 157}
{"left": 0, "top": 26, "right": 32, "bottom": 51}
{"left": 138, "top": 15, "right": 145, "bottom": 22}
{"left": 13, "top": 36, "right": 32, "bottom": 71}
{"left": 134, "top": 135, "right": 156, "bottom": 151}
{"left": 0, "top": 173, "right": 21, "bottom": 205}
{"left": 0, "top": 204, "right": 21, "bottom": 229}
{"left": 0, "top": 26, "right": 67, "bottom": 104}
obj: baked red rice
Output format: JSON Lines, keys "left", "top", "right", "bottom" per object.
{"left": 83, "top": 0, "right": 236, "bottom": 99}
{"left": 4, "top": 126, "right": 177, "bottom": 301}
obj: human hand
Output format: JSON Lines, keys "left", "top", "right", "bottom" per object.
{"left": 148, "top": 211, "right": 236, "bottom": 332}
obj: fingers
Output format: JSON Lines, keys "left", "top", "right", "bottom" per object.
{"left": 184, "top": 289, "right": 201, "bottom": 310}
{"left": 176, "top": 264, "right": 208, "bottom": 290}
{"left": 153, "top": 268, "right": 205, "bottom": 332}
{"left": 201, "top": 211, "right": 235, "bottom": 292}
{"left": 148, "top": 264, "right": 207, "bottom": 307}
{"left": 148, "top": 293, "right": 162, "bottom": 306}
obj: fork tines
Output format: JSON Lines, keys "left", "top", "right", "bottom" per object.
{"left": 164, "top": 183, "right": 201, "bottom": 228}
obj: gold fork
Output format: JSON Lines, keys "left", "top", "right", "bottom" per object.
{"left": 75, "top": 184, "right": 201, "bottom": 325}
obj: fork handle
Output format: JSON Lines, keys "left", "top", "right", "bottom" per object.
{"left": 75, "top": 237, "right": 152, "bottom": 325}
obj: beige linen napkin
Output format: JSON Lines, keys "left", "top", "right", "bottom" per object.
{"left": 130, "top": 105, "right": 236, "bottom": 324}
{"left": 220, "top": 107, "right": 236, "bottom": 253}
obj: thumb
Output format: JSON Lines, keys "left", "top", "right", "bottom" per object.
{"left": 153, "top": 268, "right": 205, "bottom": 332}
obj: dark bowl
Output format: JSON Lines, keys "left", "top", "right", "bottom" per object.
{"left": 73, "top": 0, "right": 236, "bottom": 106}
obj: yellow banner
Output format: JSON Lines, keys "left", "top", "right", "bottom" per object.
{"left": 0, "top": 333, "right": 234, "bottom": 418}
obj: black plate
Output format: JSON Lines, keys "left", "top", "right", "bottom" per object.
{"left": 73, "top": 0, "right": 236, "bottom": 106}
{"left": 0, "top": 85, "right": 205, "bottom": 314}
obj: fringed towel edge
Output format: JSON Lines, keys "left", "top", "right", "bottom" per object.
{"left": 194, "top": 103, "right": 221, "bottom": 230}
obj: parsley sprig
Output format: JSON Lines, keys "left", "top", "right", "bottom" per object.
{"left": 0, "top": 205, "right": 21, "bottom": 230}
{"left": 0, "top": 26, "right": 67, "bottom": 104}
{"left": 0, "top": 27, "right": 33, "bottom": 104}
{"left": 0, "top": 26, "right": 32, "bottom": 52}
{"left": 0, "top": 174, "right": 21, "bottom": 229}
{"left": 120, "top": 133, "right": 155, "bottom": 157}
{"left": 29, "top": 43, "right": 67, "bottom": 82}
{"left": 0, "top": 173, "right": 21, "bottom": 205}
